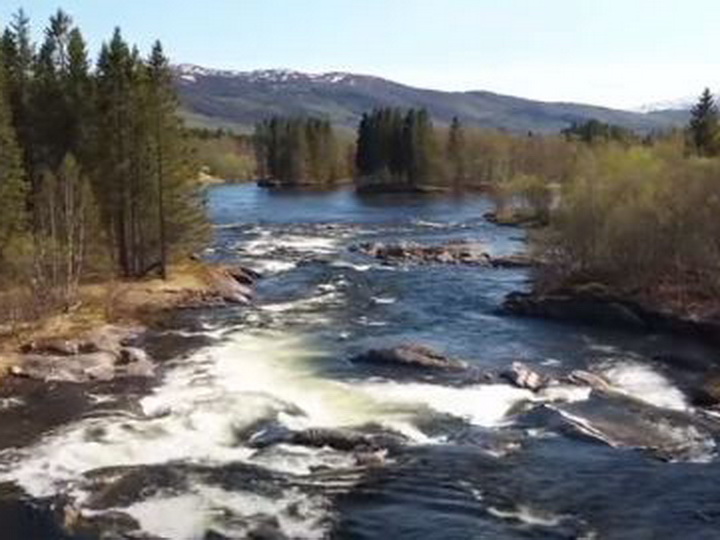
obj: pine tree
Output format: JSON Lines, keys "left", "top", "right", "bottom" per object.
{"left": 95, "top": 28, "right": 136, "bottom": 276}
{"left": 147, "top": 40, "right": 208, "bottom": 277}
{"left": 0, "top": 46, "right": 28, "bottom": 259}
{"left": 447, "top": 116, "right": 467, "bottom": 189}
{"left": 688, "top": 88, "right": 719, "bottom": 157}
{"left": 2, "top": 9, "right": 35, "bottom": 168}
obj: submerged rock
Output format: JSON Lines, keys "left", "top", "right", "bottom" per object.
{"left": 351, "top": 344, "right": 468, "bottom": 371}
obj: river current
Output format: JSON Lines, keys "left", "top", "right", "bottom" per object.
{"left": 2, "top": 185, "right": 720, "bottom": 539}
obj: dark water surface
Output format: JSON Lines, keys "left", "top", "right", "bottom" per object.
{"left": 1, "top": 185, "right": 720, "bottom": 539}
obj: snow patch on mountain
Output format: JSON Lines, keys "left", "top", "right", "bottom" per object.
{"left": 635, "top": 96, "right": 695, "bottom": 113}
{"left": 175, "top": 64, "right": 358, "bottom": 85}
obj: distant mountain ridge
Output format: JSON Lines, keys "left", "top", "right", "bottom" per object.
{"left": 174, "top": 64, "right": 689, "bottom": 134}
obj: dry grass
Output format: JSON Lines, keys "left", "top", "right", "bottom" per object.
{"left": 0, "top": 261, "right": 221, "bottom": 368}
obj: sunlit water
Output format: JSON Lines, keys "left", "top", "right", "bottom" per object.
{"left": 2, "top": 185, "right": 720, "bottom": 539}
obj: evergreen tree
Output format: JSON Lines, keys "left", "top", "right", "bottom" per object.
{"left": 688, "top": 88, "right": 719, "bottom": 157}
{"left": 0, "top": 46, "right": 28, "bottom": 258}
{"left": 447, "top": 117, "right": 467, "bottom": 188}
{"left": 147, "top": 40, "right": 208, "bottom": 278}
{"left": 1, "top": 9, "right": 34, "bottom": 168}
{"left": 254, "top": 115, "right": 342, "bottom": 186}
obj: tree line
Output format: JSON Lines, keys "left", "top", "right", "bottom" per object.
{"left": 355, "top": 108, "right": 439, "bottom": 190}
{"left": 495, "top": 87, "right": 720, "bottom": 307}
{"left": 253, "top": 116, "right": 349, "bottom": 186}
{"left": 0, "top": 9, "right": 208, "bottom": 320}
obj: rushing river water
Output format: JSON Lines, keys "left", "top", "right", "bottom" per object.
{"left": 2, "top": 185, "right": 720, "bottom": 539}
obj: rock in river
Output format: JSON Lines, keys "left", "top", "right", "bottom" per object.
{"left": 356, "top": 241, "right": 490, "bottom": 265}
{"left": 351, "top": 344, "right": 468, "bottom": 371}
{"left": 501, "top": 362, "right": 548, "bottom": 391}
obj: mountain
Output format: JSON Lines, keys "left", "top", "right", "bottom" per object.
{"left": 635, "top": 96, "right": 694, "bottom": 113}
{"left": 175, "top": 64, "right": 687, "bottom": 134}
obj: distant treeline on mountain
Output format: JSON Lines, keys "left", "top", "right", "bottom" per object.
{"left": 174, "top": 64, "right": 689, "bottom": 135}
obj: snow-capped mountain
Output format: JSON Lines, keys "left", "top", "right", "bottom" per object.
{"left": 175, "top": 64, "right": 358, "bottom": 86}
{"left": 635, "top": 96, "right": 695, "bottom": 113}
{"left": 174, "top": 63, "right": 688, "bottom": 134}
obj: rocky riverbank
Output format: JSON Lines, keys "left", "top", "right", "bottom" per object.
{"left": 0, "top": 262, "right": 261, "bottom": 386}
{"left": 503, "top": 282, "right": 720, "bottom": 346}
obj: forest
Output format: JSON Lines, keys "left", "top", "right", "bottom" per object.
{"left": 0, "top": 9, "right": 208, "bottom": 325}
{"left": 2, "top": 6, "right": 719, "bottom": 331}
{"left": 253, "top": 92, "right": 720, "bottom": 311}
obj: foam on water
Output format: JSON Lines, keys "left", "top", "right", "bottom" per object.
{"left": 124, "top": 485, "right": 330, "bottom": 540}
{"left": 358, "top": 381, "right": 534, "bottom": 428}
{"left": 487, "top": 504, "right": 567, "bottom": 528}
{"left": 242, "top": 233, "right": 339, "bottom": 257}
{"left": 0, "top": 328, "right": 543, "bottom": 507}
{"left": 600, "top": 361, "right": 688, "bottom": 411}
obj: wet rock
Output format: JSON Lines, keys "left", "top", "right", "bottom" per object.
{"left": 83, "top": 466, "right": 189, "bottom": 510}
{"left": 117, "top": 348, "right": 155, "bottom": 378}
{"left": 116, "top": 347, "right": 148, "bottom": 366}
{"left": 65, "top": 508, "right": 145, "bottom": 540}
{"left": 503, "top": 287, "right": 649, "bottom": 331}
{"left": 247, "top": 516, "right": 288, "bottom": 540}
{"left": 290, "top": 428, "right": 376, "bottom": 452}
{"left": 356, "top": 241, "right": 490, "bottom": 266}
{"left": 504, "top": 284, "right": 720, "bottom": 344}
{"left": 12, "top": 352, "right": 117, "bottom": 383}
{"left": 10, "top": 343, "right": 155, "bottom": 383}
{"left": 227, "top": 265, "right": 262, "bottom": 285}
{"left": 206, "top": 266, "right": 255, "bottom": 305}
{"left": 484, "top": 210, "right": 546, "bottom": 228}
{"left": 351, "top": 344, "right": 468, "bottom": 371}
{"left": 554, "top": 396, "right": 716, "bottom": 462}
{"left": 354, "top": 450, "right": 387, "bottom": 467}
{"left": 20, "top": 338, "right": 81, "bottom": 356}
{"left": 690, "top": 375, "right": 720, "bottom": 407}
{"left": 204, "top": 530, "right": 233, "bottom": 540}
{"left": 489, "top": 253, "right": 539, "bottom": 269}
{"left": 566, "top": 370, "right": 614, "bottom": 393}
{"left": 83, "top": 325, "right": 145, "bottom": 355}
{"left": 501, "top": 362, "right": 548, "bottom": 391}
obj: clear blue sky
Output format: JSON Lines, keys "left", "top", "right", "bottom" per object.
{"left": 2, "top": 0, "right": 718, "bottom": 109}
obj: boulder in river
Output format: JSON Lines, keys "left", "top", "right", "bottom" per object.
{"left": 501, "top": 362, "right": 548, "bottom": 391}
{"left": 689, "top": 374, "right": 720, "bottom": 408}
{"left": 351, "top": 344, "right": 468, "bottom": 371}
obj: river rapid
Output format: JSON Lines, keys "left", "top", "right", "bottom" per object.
{"left": 2, "top": 185, "right": 720, "bottom": 539}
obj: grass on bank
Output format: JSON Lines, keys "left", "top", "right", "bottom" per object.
{"left": 0, "top": 261, "right": 219, "bottom": 356}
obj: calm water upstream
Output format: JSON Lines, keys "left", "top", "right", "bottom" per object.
{"left": 2, "top": 184, "right": 720, "bottom": 539}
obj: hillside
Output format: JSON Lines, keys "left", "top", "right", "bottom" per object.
{"left": 175, "top": 64, "right": 688, "bottom": 134}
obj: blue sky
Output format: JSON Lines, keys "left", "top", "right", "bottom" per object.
{"left": 2, "top": 0, "right": 718, "bottom": 109}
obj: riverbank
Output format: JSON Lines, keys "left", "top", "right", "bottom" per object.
{"left": 491, "top": 209, "right": 720, "bottom": 347}
{"left": 0, "top": 261, "right": 259, "bottom": 382}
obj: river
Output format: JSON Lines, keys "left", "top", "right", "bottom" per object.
{"left": 1, "top": 184, "right": 720, "bottom": 539}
